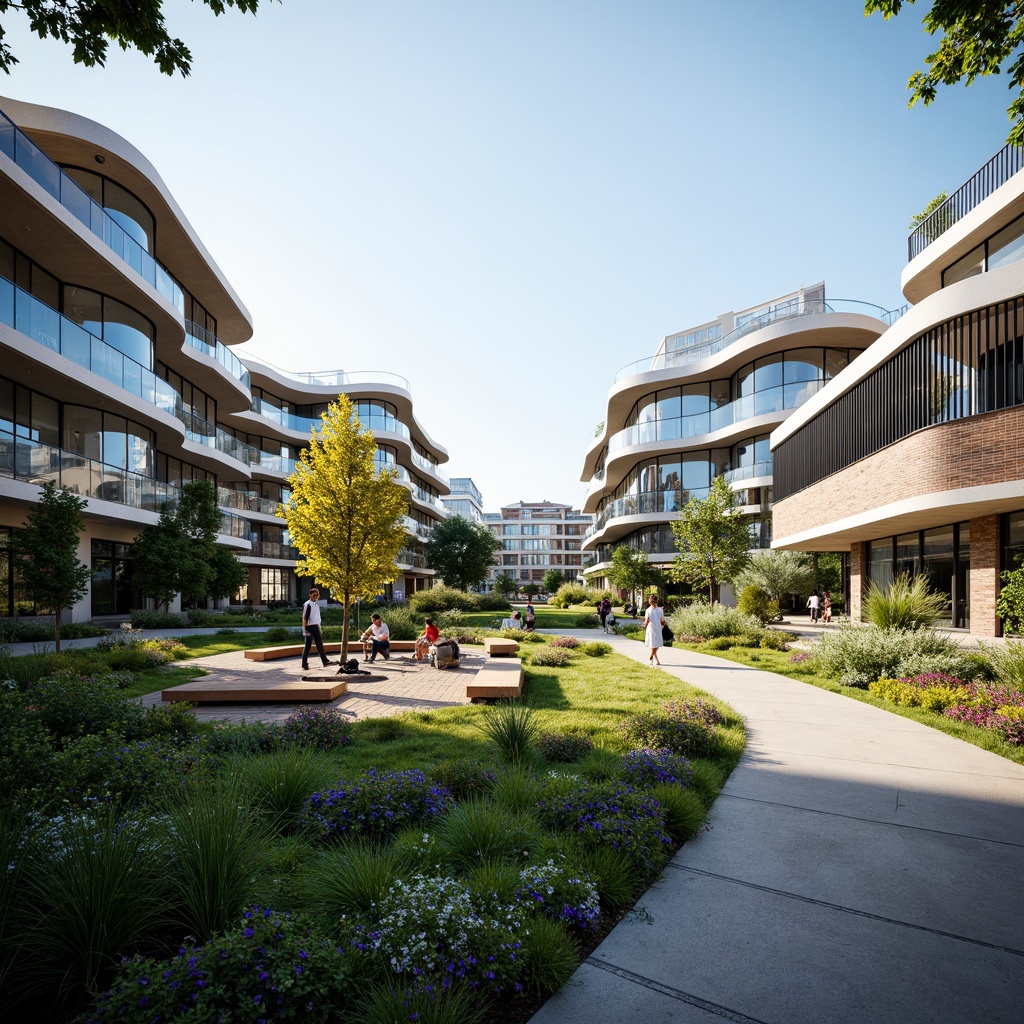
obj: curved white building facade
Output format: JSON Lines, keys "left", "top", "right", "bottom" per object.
{"left": 580, "top": 284, "right": 894, "bottom": 593}
{"left": 0, "top": 97, "right": 447, "bottom": 619}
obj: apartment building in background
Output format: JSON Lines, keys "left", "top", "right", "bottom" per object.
{"left": 0, "top": 96, "right": 448, "bottom": 620}
{"left": 579, "top": 285, "right": 901, "bottom": 593}
{"left": 443, "top": 477, "right": 485, "bottom": 522}
{"left": 484, "top": 499, "right": 591, "bottom": 591}
{"left": 772, "top": 145, "right": 1024, "bottom": 635}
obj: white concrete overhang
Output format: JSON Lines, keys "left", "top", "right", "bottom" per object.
{"left": 902, "top": 167, "right": 1024, "bottom": 305}
{"left": 773, "top": 479, "right": 1024, "bottom": 552}
{"left": 581, "top": 312, "right": 885, "bottom": 482}
{"left": 0, "top": 96, "right": 253, "bottom": 345}
{"left": 771, "top": 259, "right": 1024, "bottom": 450}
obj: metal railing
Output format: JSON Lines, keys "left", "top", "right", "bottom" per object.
{"left": 0, "top": 107, "right": 184, "bottom": 313}
{"left": 217, "top": 487, "right": 283, "bottom": 517}
{"left": 909, "top": 143, "right": 1024, "bottom": 260}
{"left": 185, "top": 322, "right": 251, "bottom": 390}
{"left": 242, "top": 357, "right": 411, "bottom": 392}
{"left": 614, "top": 299, "right": 902, "bottom": 383}
{"left": 722, "top": 460, "right": 773, "bottom": 484}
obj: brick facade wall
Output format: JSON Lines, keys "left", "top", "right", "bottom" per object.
{"left": 774, "top": 407, "right": 1024, "bottom": 537}
{"left": 970, "top": 516, "right": 1001, "bottom": 637}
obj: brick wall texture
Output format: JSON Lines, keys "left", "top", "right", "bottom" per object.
{"left": 774, "top": 410, "right": 1024, "bottom": 635}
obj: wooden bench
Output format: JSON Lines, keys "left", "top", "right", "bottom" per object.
{"left": 466, "top": 658, "right": 523, "bottom": 699}
{"left": 483, "top": 637, "right": 519, "bottom": 657}
{"left": 244, "top": 640, "right": 418, "bottom": 661}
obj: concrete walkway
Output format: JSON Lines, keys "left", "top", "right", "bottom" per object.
{"left": 531, "top": 635, "right": 1024, "bottom": 1024}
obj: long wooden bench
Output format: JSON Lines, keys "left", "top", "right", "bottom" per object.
{"left": 466, "top": 658, "right": 523, "bottom": 699}
{"left": 483, "top": 637, "right": 519, "bottom": 657}
{"left": 244, "top": 640, "right": 418, "bottom": 662}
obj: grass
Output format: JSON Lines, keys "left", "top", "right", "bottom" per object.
{"left": 668, "top": 639, "right": 1024, "bottom": 766}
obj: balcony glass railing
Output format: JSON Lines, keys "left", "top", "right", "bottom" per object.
{"left": 584, "top": 488, "right": 704, "bottom": 540}
{"left": 606, "top": 380, "right": 823, "bottom": 455}
{"left": 613, "top": 299, "right": 903, "bottom": 383}
{"left": 410, "top": 449, "right": 449, "bottom": 485}
{"left": 252, "top": 541, "right": 299, "bottom": 560}
{"left": 185, "top": 322, "right": 251, "bottom": 390}
{"left": 722, "top": 460, "right": 773, "bottom": 484}
{"left": 1, "top": 276, "right": 181, "bottom": 417}
{"left": 217, "top": 487, "right": 283, "bottom": 517}
{"left": 909, "top": 142, "right": 1024, "bottom": 260}
{"left": 252, "top": 452, "right": 298, "bottom": 476}
{"left": 403, "top": 515, "right": 434, "bottom": 543}
{"left": 396, "top": 547, "right": 427, "bottom": 568}
{"left": 244, "top": 358, "right": 411, "bottom": 392}
{"left": 0, "top": 107, "right": 184, "bottom": 313}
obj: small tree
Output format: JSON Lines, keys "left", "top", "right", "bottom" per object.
{"left": 669, "top": 477, "right": 751, "bottom": 604}
{"left": 736, "top": 550, "right": 815, "bottom": 610}
{"left": 542, "top": 569, "right": 565, "bottom": 594}
{"left": 425, "top": 515, "right": 500, "bottom": 592}
{"left": 521, "top": 583, "right": 540, "bottom": 599}
{"left": 132, "top": 480, "right": 239, "bottom": 611}
{"left": 492, "top": 571, "right": 519, "bottom": 598}
{"left": 996, "top": 557, "right": 1024, "bottom": 635}
{"left": 282, "top": 396, "right": 408, "bottom": 664}
{"left": 605, "top": 546, "right": 661, "bottom": 609}
{"left": 14, "top": 481, "right": 90, "bottom": 651}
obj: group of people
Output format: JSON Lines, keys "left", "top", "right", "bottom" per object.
{"left": 300, "top": 588, "right": 443, "bottom": 669}
{"left": 806, "top": 590, "right": 833, "bottom": 624}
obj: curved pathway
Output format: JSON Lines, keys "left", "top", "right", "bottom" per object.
{"left": 530, "top": 635, "right": 1024, "bottom": 1024}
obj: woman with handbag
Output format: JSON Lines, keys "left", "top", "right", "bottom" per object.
{"left": 643, "top": 594, "right": 665, "bottom": 668}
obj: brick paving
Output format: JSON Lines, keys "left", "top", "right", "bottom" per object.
{"left": 141, "top": 648, "right": 478, "bottom": 724}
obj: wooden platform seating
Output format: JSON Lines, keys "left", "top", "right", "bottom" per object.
{"left": 465, "top": 658, "right": 523, "bottom": 699}
{"left": 483, "top": 637, "right": 519, "bottom": 657}
{"left": 244, "top": 640, "right": 418, "bottom": 661}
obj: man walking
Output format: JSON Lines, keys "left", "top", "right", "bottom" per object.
{"left": 807, "top": 591, "right": 821, "bottom": 624}
{"left": 301, "top": 587, "right": 334, "bottom": 670}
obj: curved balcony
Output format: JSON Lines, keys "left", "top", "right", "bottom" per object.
{"left": 403, "top": 515, "right": 434, "bottom": 543}
{"left": 218, "top": 487, "right": 282, "bottom": 518}
{"left": 410, "top": 449, "right": 449, "bottom": 486}
{"left": 607, "top": 380, "right": 823, "bottom": 456}
{"left": 250, "top": 541, "right": 300, "bottom": 561}
{"left": 584, "top": 488, "right": 701, "bottom": 541}
{"left": 722, "top": 460, "right": 773, "bottom": 485}
{"left": 244, "top": 359, "right": 411, "bottom": 392}
{"left": 186, "top": 322, "right": 251, "bottom": 391}
{"left": 396, "top": 547, "right": 428, "bottom": 569}
{"left": 613, "top": 299, "right": 903, "bottom": 383}
{"left": 2, "top": 275, "right": 181, "bottom": 416}
{"left": 251, "top": 451, "right": 298, "bottom": 477}
{"left": 0, "top": 108, "right": 184, "bottom": 314}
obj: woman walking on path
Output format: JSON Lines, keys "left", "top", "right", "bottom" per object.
{"left": 643, "top": 594, "right": 664, "bottom": 667}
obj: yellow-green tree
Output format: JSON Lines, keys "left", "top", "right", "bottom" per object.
{"left": 281, "top": 395, "right": 408, "bottom": 663}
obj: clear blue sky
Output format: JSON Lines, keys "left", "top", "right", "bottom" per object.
{"left": 0, "top": 1, "right": 1012, "bottom": 510}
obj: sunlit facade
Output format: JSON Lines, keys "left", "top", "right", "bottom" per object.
{"left": 772, "top": 145, "right": 1024, "bottom": 635}
{"left": 580, "top": 285, "right": 898, "bottom": 593}
{"left": 0, "top": 97, "right": 447, "bottom": 619}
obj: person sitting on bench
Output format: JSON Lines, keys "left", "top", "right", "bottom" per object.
{"left": 415, "top": 617, "right": 440, "bottom": 660}
{"left": 360, "top": 613, "right": 391, "bottom": 662}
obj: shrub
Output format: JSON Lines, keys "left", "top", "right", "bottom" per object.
{"left": 619, "top": 700, "right": 722, "bottom": 758}
{"left": 529, "top": 647, "right": 575, "bottom": 667}
{"left": 138, "top": 701, "right": 197, "bottom": 740}
{"left": 548, "top": 635, "right": 580, "bottom": 648}
{"left": 475, "top": 592, "right": 512, "bottom": 612}
{"left": 537, "top": 777, "right": 672, "bottom": 874}
{"left": 869, "top": 675, "right": 971, "bottom": 712}
{"left": 436, "top": 608, "right": 469, "bottom": 629}
{"left": 24, "top": 674, "right": 145, "bottom": 741}
{"left": 987, "top": 640, "right": 1024, "bottom": 688}
{"left": 623, "top": 747, "right": 693, "bottom": 788}
{"left": 201, "top": 719, "right": 282, "bottom": 756}
{"left": 550, "top": 582, "right": 592, "bottom": 608}
{"left": 302, "top": 840, "right": 412, "bottom": 918}
{"left": 760, "top": 629, "right": 791, "bottom": 651}
{"left": 737, "top": 585, "right": 779, "bottom": 623}
{"left": 440, "top": 627, "right": 484, "bottom": 644}
{"left": 301, "top": 768, "right": 453, "bottom": 839}
{"left": 378, "top": 605, "right": 419, "bottom": 641}
{"left": 490, "top": 764, "right": 544, "bottom": 814}
{"left": 577, "top": 745, "right": 624, "bottom": 782}
{"left": 813, "top": 625, "right": 971, "bottom": 687}
{"left": 538, "top": 731, "right": 594, "bottom": 762}
{"left": 355, "top": 873, "right": 525, "bottom": 994}
{"left": 660, "top": 698, "right": 726, "bottom": 728}
{"left": 410, "top": 586, "right": 476, "bottom": 613}
{"left": 668, "top": 603, "right": 763, "bottom": 641}
{"left": 705, "top": 635, "right": 739, "bottom": 650}
{"left": 652, "top": 784, "right": 706, "bottom": 841}
{"left": 91, "top": 907, "right": 348, "bottom": 1023}
{"left": 280, "top": 706, "right": 353, "bottom": 750}
{"left": 128, "top": 610, "right": 187, "bottom": 629}
{"left": 579, "top": 641, "right": 613, "bottom": 656}
{"left": 16, "top": 808, "right": 168, "bottom": 1008}
{"left": 264, "top": 625, "right": 299, "bottom": 642}
{"left": 996, "top": 558, "right": 1024, "bottom": 634}
{"left": 573, "top": 613, "right": 601, "bottom": 629}
{"left": 688, "top": 759, "right": 726, "bottom": 807}
{"left": 434, "top": 800, "right": 540, "bottom": 871}
{"left": 478, "top": 701, "right": 539, "bottom": 763}
{"left": 516, "top": 856, "right": 600, "bottom": 932}
{"left": 862, "top": 572, "right": 947, "bottom": 630}
{"left": 429, "top": 758, "right": 498, "bottom": 799}
{"left": 163, "top": 778, "right": 271, "bottom": 941}
{"left": 237, "top": 748, "right": 330, "bottom": 832}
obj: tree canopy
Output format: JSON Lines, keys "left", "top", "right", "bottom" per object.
{"left": 867, "top": 1, "right": 1024, "bottom": 145}
{"left": 669, "top": 477, "right": 751, "bottom": 604}
{"left": 282, "top": 395, "right": 408, "bottom": 663}
{"left": 14, "top": 481, "right": 89, "bottom": 651}
{"left": 542, "top": 568, "right": 565, "bottom": 594}
{"left": 132, "top": 479, "right": 243, "bottom": 611}
{"left": 492, "top": 571, "right": 518, "bottom": 597}
{"left": 605, "top": 546, "right": 661, "bottom": 607}
{"left": 0, "top": 0, "right": 266, "bottom": 77}
{"left": 425, "top": 514, "right": 500, "bottom": 593}
{"left": 735, "top": 549, "right": 815, "bottom": 608}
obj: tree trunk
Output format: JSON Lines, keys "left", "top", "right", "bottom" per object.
{"left": 54, "top": 607, "right": 62, "bottom": 653}
{"left": 340, "top": 591, "right": 351, "bottom": 665}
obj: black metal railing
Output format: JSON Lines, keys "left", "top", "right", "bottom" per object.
{"left": 909, "top": 143, "right": 1024, "bottom": 260}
